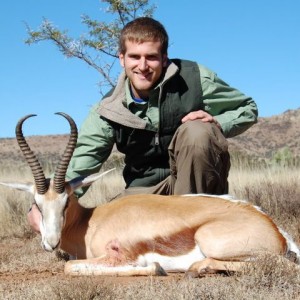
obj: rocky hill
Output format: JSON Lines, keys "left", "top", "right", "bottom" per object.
{"left": 1, "top": 108, "right": 299, "bottom": 164}
{"left": 228, "top": 108, "right": 300, "bottom": 160}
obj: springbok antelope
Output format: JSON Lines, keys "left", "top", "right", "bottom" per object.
{"left": 0, "top": 113, "right": 299, "bottom": 277}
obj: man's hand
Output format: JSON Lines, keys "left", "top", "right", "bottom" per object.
{"left": 181, "top": 110, "right": 222, "bottom": 130}
{"left": 27, "top": 204, "right": 42, "bottom": 233}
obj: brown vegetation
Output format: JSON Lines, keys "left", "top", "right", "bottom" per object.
{"left": 0, "top": 157, "right": 299, "bottom": 299}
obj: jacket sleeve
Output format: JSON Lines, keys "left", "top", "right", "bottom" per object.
{"left": 199, "top": 64, "right": 258, "bottom": 138}
{"left": 66, "top": 103, "right": 115, "bottom": 198}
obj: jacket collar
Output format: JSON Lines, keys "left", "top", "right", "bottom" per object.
{"left": 97, "top": 61, "right": 179, "bottom": 129}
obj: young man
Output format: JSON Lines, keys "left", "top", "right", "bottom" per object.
{"left": 28, "top": 17, "right": 257, "bottom": 230}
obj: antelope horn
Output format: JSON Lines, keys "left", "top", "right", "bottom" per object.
{"left": 53, "top": 112, "right": 78, "bottom": 194}
{"left": 15, "top": 114, "right": 48, "bottom": 194}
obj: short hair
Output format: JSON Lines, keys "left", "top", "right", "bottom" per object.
{"left": 119, "top": 17, "right": 169, "bottom": 55}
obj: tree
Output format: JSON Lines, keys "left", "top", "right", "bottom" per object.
{"left": 271, "top": 147, "right": 294, "bottom": 167}
{"left": 25, "top": 0, "right": 156, "bottom": 94}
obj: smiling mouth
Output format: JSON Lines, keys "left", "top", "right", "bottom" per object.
{"left": 135, "top": 72, "right": 152, "bottom": 80}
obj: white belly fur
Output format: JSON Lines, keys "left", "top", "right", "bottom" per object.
{"left": 137, "top": 245, "right": 205, "bottom": 272}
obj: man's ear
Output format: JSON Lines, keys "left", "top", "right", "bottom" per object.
{"left": 119, "top": 53, "right": 125, "bottom": 67}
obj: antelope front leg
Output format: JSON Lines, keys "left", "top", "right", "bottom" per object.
{"left": 64, "top": 259, "right": 167, "bottom": 276}
{"left": 65, "top": 239, "right": 167, "bottom": 276}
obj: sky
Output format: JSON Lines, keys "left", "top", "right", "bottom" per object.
{"left": 1, "top": 0, "right": 299, "bottom": 138}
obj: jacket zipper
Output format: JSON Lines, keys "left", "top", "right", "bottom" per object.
{"left": 155, "top": 133, "right": 159, "bottom": 145}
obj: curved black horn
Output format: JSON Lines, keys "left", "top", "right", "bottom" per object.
{"left": 15, "top": 114, "right": 48, "bottom": 194}
{"left": 53, "top": 112, "right": 78, "bottom": 194}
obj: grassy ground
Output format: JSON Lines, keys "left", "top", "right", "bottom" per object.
{"left": 0, "top": 156, "right": 300, "bottom": 299}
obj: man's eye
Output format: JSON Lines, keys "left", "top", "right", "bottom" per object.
{"left": 129, "top": 55, "right": 140, "bottom": 60}
{"left": 147, "top": 56, "right": 158, "bottom": 61}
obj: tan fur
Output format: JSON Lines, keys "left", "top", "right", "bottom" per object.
{"left": 57, "top": 193, "right": 289, "bottom": 276}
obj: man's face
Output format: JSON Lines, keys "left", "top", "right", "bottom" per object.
{"left": 119, "top": 40, "right": 167, "bottom": 99}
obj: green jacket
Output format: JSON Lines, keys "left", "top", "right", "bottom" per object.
{"left": 67, "top": 59, "right": 258, "bottom": 196}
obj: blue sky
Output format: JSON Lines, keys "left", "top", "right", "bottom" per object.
{"left": 1, "top": 0, "right": 299, "bottom": 138}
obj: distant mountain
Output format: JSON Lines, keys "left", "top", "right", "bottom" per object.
{"left": 1, "top": 108, "right": 299, "bottom": 164}
{"left": 229, "top": 108, "right": 300, "bottom": 159}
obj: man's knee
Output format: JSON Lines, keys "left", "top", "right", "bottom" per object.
{"left": 170, "top": 120, "right": 228, "bottom": 152}
{"left": 168, "top": 120, "right": 230, "bottom": 195}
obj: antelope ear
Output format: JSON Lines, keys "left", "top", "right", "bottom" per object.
{"left": 0, "top": 182, "right": 35, "bottom": 194}
{"left": 68, "top": 169, "right": 116, "bottom": 193}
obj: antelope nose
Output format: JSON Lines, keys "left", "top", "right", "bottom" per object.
{"left": 42, "top": 238, "right": 60, "bottom": 252}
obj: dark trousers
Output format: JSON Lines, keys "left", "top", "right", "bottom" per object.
{"left": 118, "top": 120, "right": 230, "bottom": 197}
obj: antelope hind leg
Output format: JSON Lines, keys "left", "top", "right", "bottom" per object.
{"left": 64, "top": 259, "right": 167, "bottom": 276}
{"left": 185, "top": 258, "right": 248, "bottom": 278}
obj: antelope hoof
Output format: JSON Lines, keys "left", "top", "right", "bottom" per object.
{"left": 153, "top": 262, "right": 168, "bottom": 276}
{"left": 184, "top": 270, "right": 199, "bottom": 279}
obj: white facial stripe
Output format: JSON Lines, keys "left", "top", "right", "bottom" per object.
{"left": 36, "top": 193, "right": 68, "bottom": 251}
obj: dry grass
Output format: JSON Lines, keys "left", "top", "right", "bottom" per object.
{"left": 0, "top": 156, "right": 300, "bottom": 299}
{"left": 229, "top": 166, "right": 300, "bottom": 243}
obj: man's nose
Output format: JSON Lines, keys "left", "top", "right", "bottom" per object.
{"left": 138, "top": 57, "right": 148, "bottom": 70}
